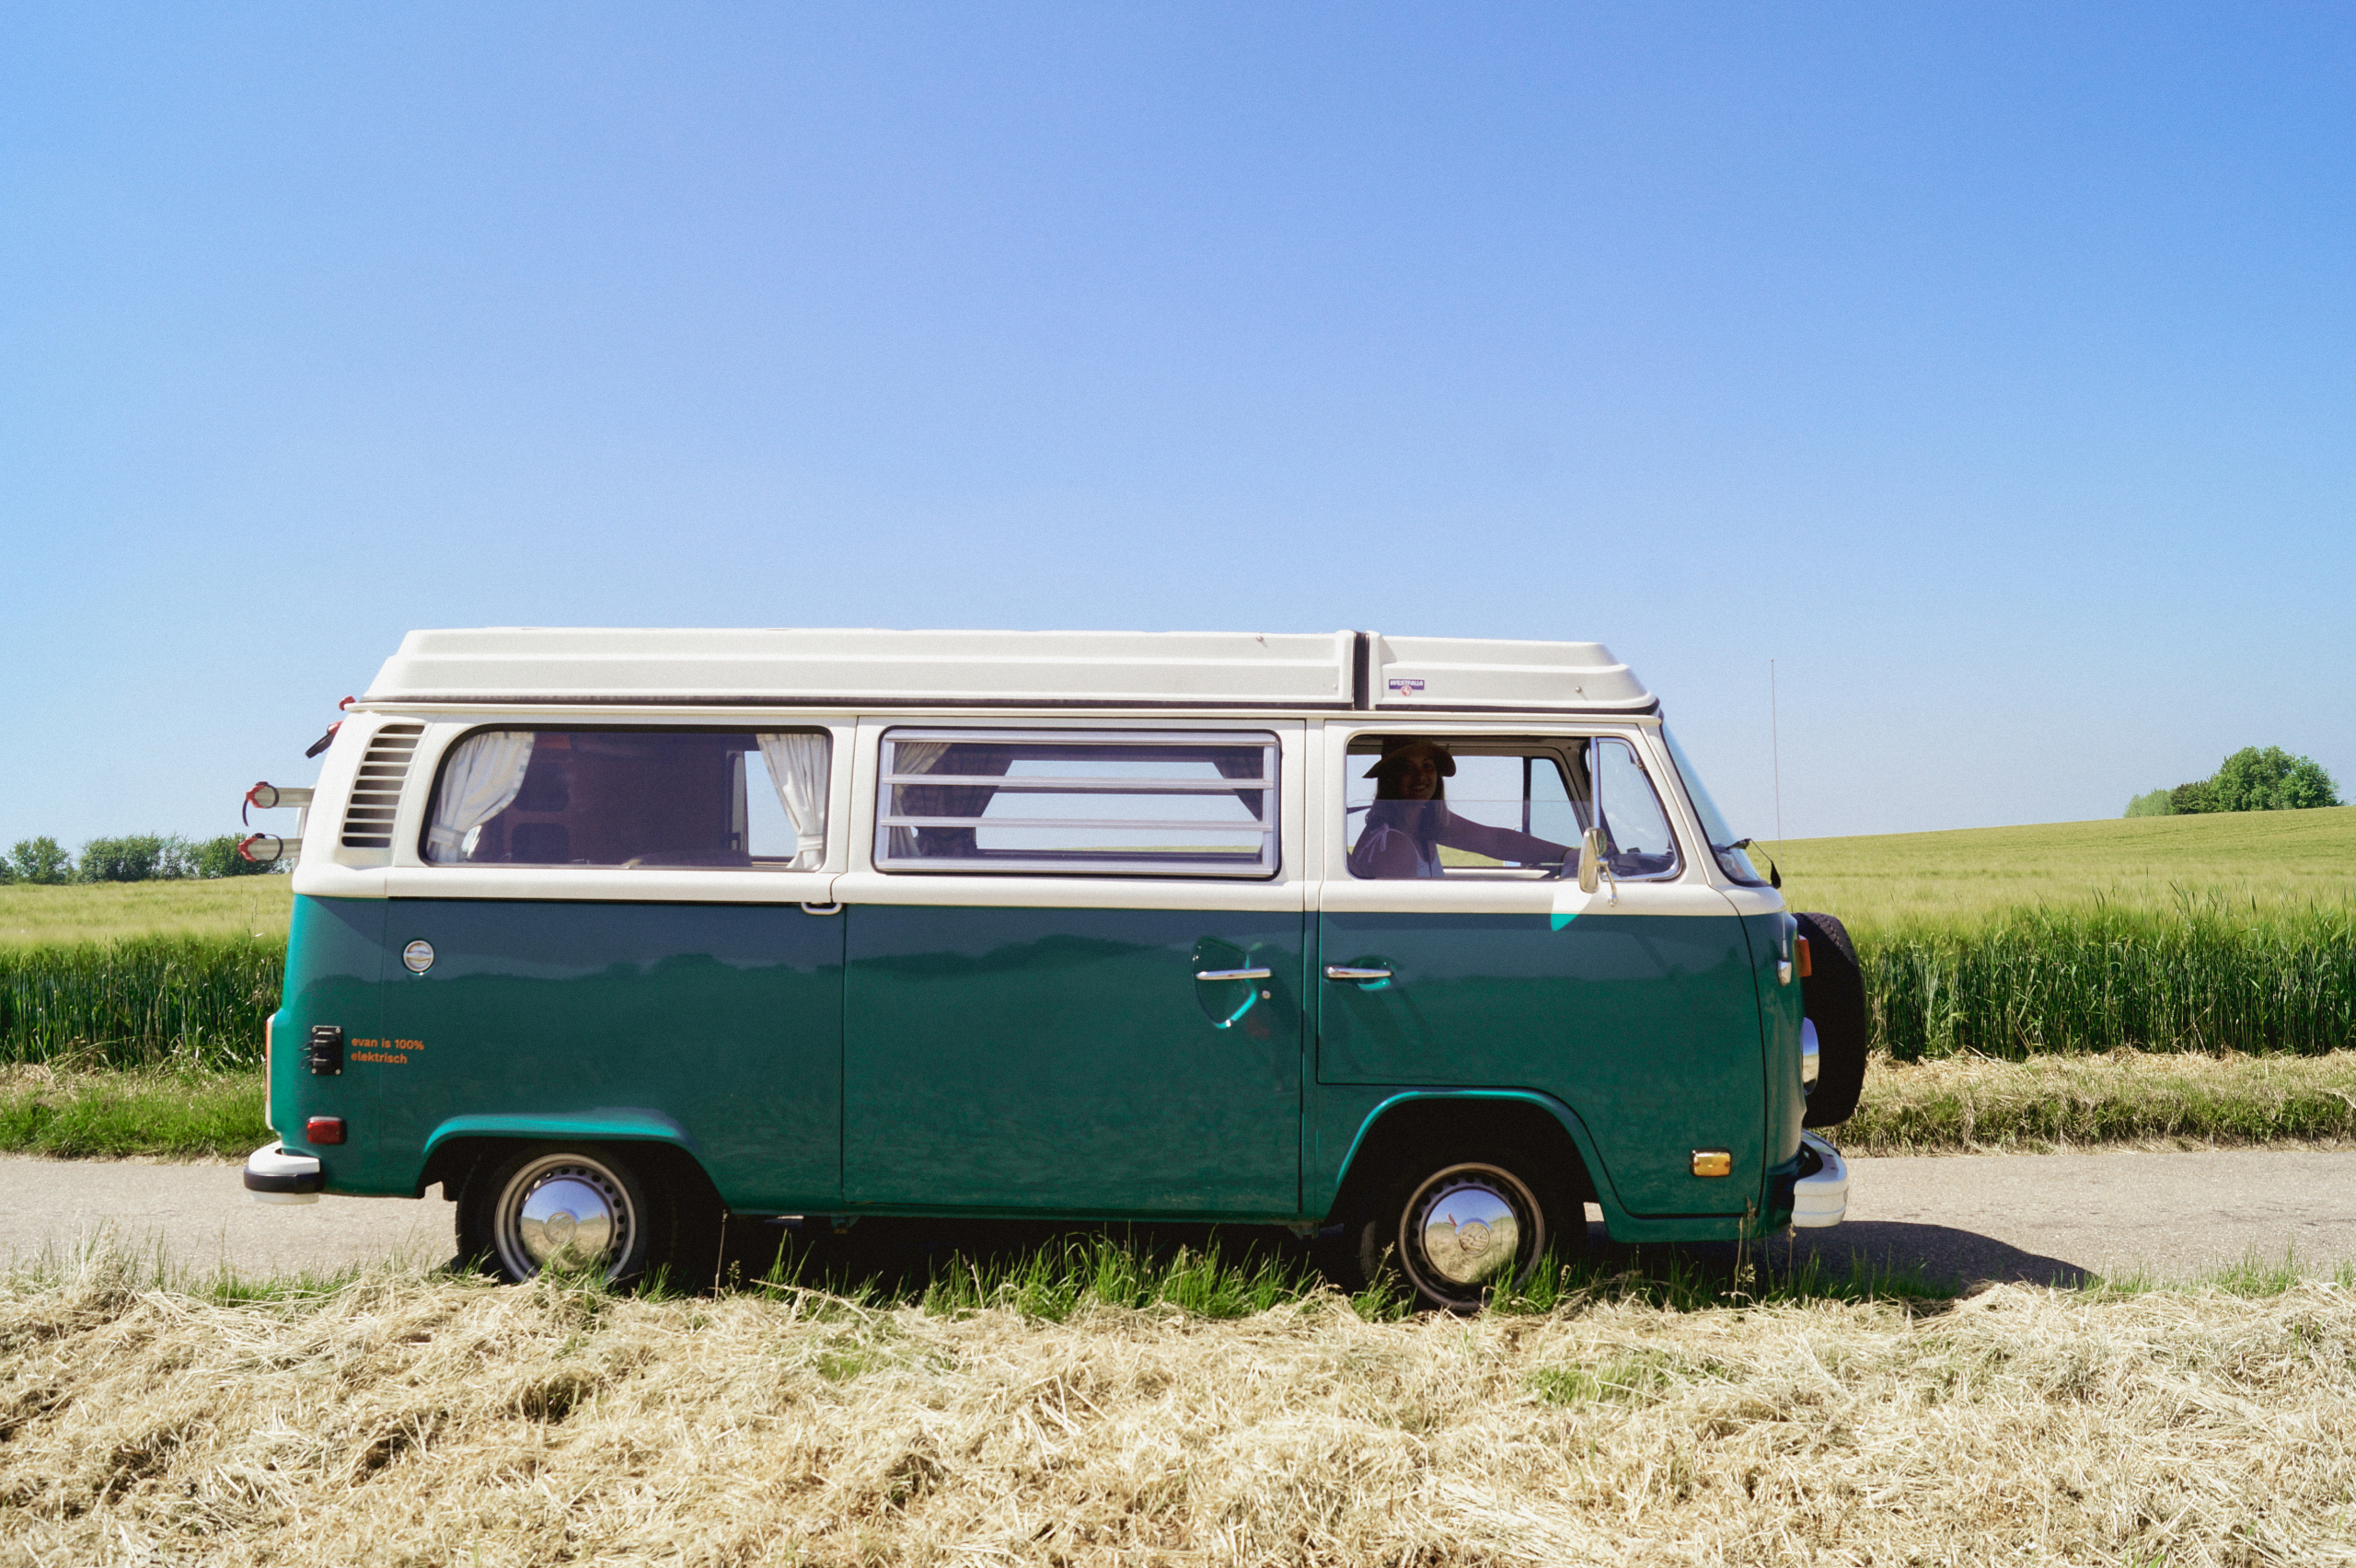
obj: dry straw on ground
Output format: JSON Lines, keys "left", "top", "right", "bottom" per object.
{"left": 1849, "top": 1048, "right": 2356, "bottom": 1155}
{"left": 4, "top": 1251, "right": 2354, "bottom": 1565}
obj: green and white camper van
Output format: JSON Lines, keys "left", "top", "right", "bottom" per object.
{"left": 243, "top": 628, "right": 1860, "bottom": 1310}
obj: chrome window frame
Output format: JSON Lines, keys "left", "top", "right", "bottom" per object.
{"left": 412, "top": 722, "right": 835, "bottom": 872}
{"left": 872, "top": 726, "right": 1281, "bottom": 879}
{"left": 1338, "top": 731, "right": 1685, "bottom": 883}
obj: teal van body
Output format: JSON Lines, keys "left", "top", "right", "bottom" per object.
{"left": 271, "top": 894, "right": 1806, "bottom": 1229}
{"left": 249, "top": 628, "right": 1845, "bottom": 1305}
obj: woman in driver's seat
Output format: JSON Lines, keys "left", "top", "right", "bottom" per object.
{"left": 1348, "top": 738, "right": 1570, "bottom": 879}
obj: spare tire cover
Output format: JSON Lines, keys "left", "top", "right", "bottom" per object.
{"left": 1795, "top": 911, "right": 1867, "bottom": 1128}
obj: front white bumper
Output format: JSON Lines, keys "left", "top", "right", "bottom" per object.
{"left": 1790, "top": 1131, "right": 1849, "bottom": 1228}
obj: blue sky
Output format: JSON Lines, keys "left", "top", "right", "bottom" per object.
{"left": 5, "top": 4, "right": 2351, "bottom": 848}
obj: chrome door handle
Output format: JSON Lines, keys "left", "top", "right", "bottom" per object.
{"left": 1195, "top": 966, "right": 1272, "bottom": 982}
{"left": 800, "top": 902, "right": 844, "bottom": 916}
{"left": 1323, "top": 965, "right": 1392, "bottom": 983}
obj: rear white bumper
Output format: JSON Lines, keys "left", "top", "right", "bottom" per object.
{"left": 1790, "top": 1131, "right": 1849, "bottom": 1228}
{"left": 244, "top": 1142, "right": 322, "bottom": 1205}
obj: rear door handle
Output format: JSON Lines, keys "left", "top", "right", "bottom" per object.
{"left": 1323, "top": 965, "right": 1392, "bottom": 983}
{"left": 1195, "top": 966, "right": 1272, "bottom": 982}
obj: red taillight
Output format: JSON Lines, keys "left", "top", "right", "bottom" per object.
{"left": 306, "top": 1117, "right": 346, "bottom": 1146}
{"left": 1796, "top": 937, "right": 1812, "bottom": 979}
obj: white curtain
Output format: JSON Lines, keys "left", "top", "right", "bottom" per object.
{"left": 425, "top": 732, "right": 537, "bottom": 862}
{"left": 757, "top": 732, "right": 833, "bottom": 870}
{"left": 882, "top": 739, "right": 948, "bottom": 859}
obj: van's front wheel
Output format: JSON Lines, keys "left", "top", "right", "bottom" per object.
{"left": 458, "top": 1147, "right": 670, "bottom": 1286}
{"left": 1356, "top": 1146, "right": 1581, "bottom": 1313}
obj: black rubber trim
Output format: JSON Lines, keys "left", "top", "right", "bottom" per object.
{"left": 1351, "top": 633, "right": 1373, "bottom": 710}
{"left": 244, "top": 1164, "right": 324, "bottom": 1195}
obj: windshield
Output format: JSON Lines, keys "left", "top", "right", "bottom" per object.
{"left": 1661, "top": 728, "right": 1766, "bottom": 885}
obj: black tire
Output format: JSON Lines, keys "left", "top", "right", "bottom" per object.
{"left": 1344, "top": 1140, "right": 1584, "bottom": 1314}
{"left": 1796, "top": 911, "right": 1867, "bottom": 1127}
{"left": 456, "top": 1145, "right": 675, "bottom": 1286}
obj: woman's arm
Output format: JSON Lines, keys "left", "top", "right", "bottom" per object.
{"left": 1350, "top": 824, "right": 1428, "bottom": 879}
{"left": 1435, "top": 813, "right": 1567, "bottom": 869}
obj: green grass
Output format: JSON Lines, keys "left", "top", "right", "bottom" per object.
{"left": 0, "top": 877, "right": 294, "bottom": 947}
{"left": 888, "top": 1233, "right": 1355, "bottom": 1320}
{"left": 1772, "top": 805, "right": 2356, "bottom": 937}
{"left": 0, "top": 1066, "right": 268, "bottom": 1159}
{"left": 0, "top": 935, "right": 281, "bottom": 1068}
{"left": 751, "top": 1228, "right": 1959, "bottom": 1325}
{"left": 21, "top": 1230, "right": 2348, "bottom": 1324}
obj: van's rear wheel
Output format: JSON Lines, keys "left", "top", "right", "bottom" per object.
{"left": 458, "top": 1147, "right": 670, "bottom": 1286}
{"left": 1353, "top": 1144, "right": 1581, "bottom": 1313}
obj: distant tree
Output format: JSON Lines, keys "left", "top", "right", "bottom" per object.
{"left": 78, "top": 835, "right": 167, "bottom": 882}
{"left": 2168, "top": 779, "right": 2219, "bottom": 814}
{"left": 2274, "top": 755, "right": 2342, "bottom": 810}
{"left": 9, "top": 837, "right": 74, "bottom": 884}
{"left": 2124, "top": 789, "right": 2175, "bottom": 818}
{"left": 2211, "top": 746, "right": 2343, "bottom": 813}
{"left": 154, "top": 836, "right": 202, "bottom": 880}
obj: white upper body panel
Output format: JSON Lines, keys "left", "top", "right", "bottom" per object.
{"left": 357, "top": 627, "right": 1654, "bottom": 713}
{"left": 289, "top": 627, "right": 1707, "bottom": 904}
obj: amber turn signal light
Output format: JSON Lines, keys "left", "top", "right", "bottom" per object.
{"left": 306, "top": 1117, "right": 346, "bottom": 1146}
{"left": 1691, "top": 1149, "right": 1732, "bottom": 1178}
{"left": 1796, "top": 937, "right": 1812, "bottom": 978}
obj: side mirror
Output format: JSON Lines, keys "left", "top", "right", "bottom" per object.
{"left": 1576, "top": 826, "right": 1606, "bottom": 894}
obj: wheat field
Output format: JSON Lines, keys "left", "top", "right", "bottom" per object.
{"left": 1770, "top": 804, "right": 2356, "bottom": 936}
{"left": 0, "top": 878, "right": 294, "bottom": 947}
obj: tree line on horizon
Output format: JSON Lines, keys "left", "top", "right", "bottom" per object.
{"left": 1, "top": 834, "right": 281, "bottom": 884}
{"left": 2126, "top": 745, "right": 2341, "bottom": 818}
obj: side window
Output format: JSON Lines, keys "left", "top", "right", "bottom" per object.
{"left": 1344, "top": 734, "right": 1683, "bottom": 882}
{"left": 1592, "top": 739, "right": 1681, "bottom": 880}
{"left": 875, "top": 729, "right": 1277, "bottom": 877}
{"left": 422, "top": 729, "right": 831, "bottom": 870}
{"left": 1345, "top": 737, "right": 1586, "bottom": 880}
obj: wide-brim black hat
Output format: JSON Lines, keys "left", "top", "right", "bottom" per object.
{"left": 1362, "top": 738, "right": 1456, "bottom": 778}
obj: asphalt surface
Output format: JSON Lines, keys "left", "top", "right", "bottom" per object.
{"left": 3, "top": 1147, "right": 2351, "bottom": 1289}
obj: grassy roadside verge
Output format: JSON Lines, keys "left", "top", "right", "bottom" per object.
{"left": 0, "top": 1066, "right": 266, "bottom": 1159}
{"left": 1846, "top": 1047, "right": 2356, "bottom": 1154}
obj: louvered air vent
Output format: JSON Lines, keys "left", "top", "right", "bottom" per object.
{"left": 341, "top": 723, "right": 425, "bottom": 849}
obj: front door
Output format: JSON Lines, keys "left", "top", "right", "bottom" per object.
{"left": 1316, "top": 726, "right": 1764, "bottom": 1216}
{"left": 839, "top": 723, "right": 1305, "bottom": 1216}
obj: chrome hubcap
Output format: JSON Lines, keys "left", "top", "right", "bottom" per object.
{"left": 1402, "top": 1163, "right": 1542, "bottom": 1297}
{"left": 496, "top": 1156, "right": 633, "bottom": 1278}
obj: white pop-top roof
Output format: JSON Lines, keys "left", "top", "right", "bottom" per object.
{"left": 361, "top": 628, "right": 1654, "bottom": 713}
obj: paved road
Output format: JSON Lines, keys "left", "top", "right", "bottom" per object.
{"left": 3, "top": 1147, "right": 2351, "bottom": 1288}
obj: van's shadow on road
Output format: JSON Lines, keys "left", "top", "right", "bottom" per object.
{"left": 1610, "top": 1221, "right": 2094, "bottom": 1292}
{"left": 678, "top": 1213, "right": 2092, "bottom": 1301}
